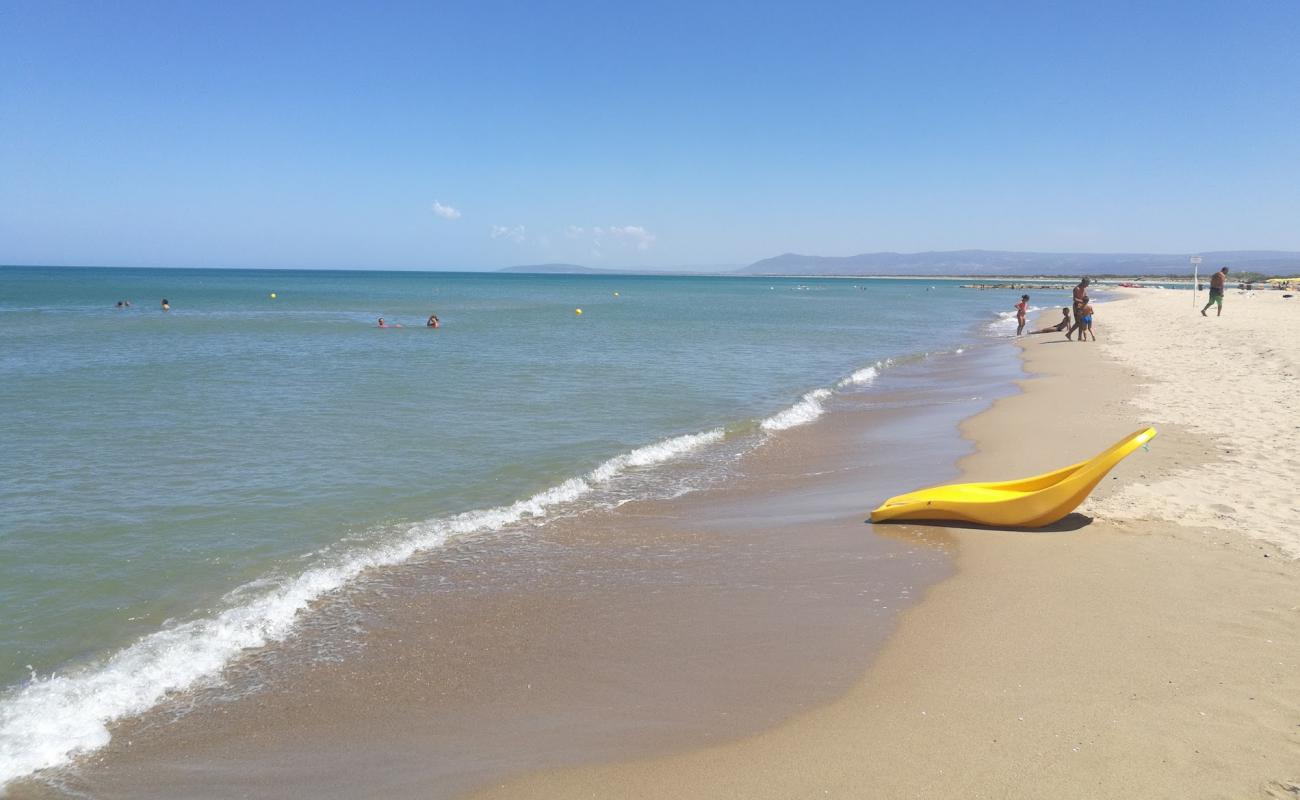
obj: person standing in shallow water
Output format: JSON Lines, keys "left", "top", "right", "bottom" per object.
{"left": 1015, "top": 294, "right": 1029, "bottom": 336}
{"left": 160, "top": 298, "right": 170, "bottom": 312}
{"left": 1201, "top": 267, "right": 1229, "bottom": 317}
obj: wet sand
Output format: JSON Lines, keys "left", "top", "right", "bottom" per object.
{"left": 466, "top": 297, "right": 1300, "bottom": 799}
{"left": 12, "top": 344, "right": 1023, "bottom": 798}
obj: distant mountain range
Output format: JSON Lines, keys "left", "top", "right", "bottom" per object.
{"left": 498, "top": 263, "right": 629, "bottom": 274}
{"left": 739, "top": 250, "right": 1300, "bottom": 277}
{"left": 501, "top": 250, "right": 1300, "bottom": 278}
{"left": 499, "top": 249, "right": 1300, "bottom": 278}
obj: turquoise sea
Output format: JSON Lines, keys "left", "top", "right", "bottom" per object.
{"left": 0, "top": 266, "right": 1063, "bottom": 785}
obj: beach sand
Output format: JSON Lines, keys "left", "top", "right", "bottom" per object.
{"left": 468, "top": 289, "right": 1300, "bottom": 798}
{"left": 1087, "top": 288, "right": 1300, "bottom": 557}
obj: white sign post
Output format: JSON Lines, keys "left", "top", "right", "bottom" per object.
{"left": 1190, "top": 256, "right": 1202, "bottom": 307}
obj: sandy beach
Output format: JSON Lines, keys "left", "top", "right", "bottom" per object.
{"left": 7, "top": 3, "right": 1299, "bottom": 797}
{"left": 8, "top": 288, "right": 1296, "bottom": 799}
{"left": 469, "top": 288, "right": 1300, "bottom": 798}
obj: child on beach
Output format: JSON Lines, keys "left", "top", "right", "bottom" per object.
{"left": 1015, "top": 294, "right": 1029, "bottom": 336}
{"left": 1030, "top": 307, "right": 1071, "bottom": 335}
{"left": 1077, "top": 304, "right": 1096, "bottom": 341}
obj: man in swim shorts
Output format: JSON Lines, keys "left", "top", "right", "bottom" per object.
{"left": 1201, "top": 267, "right": 1228, "bottom": 317}
{"left": 1066, "top": 277, "right": 1090, "bottom": 340}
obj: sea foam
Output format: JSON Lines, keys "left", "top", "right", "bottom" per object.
{"left": 838, "top": 357, "right": 892, "bottom": 388}
{"left": 0, "top": 428, "right": 724, "bottom": 790}
{"left": 763, "top": 355, "right": 906, "bottom": 432}
{"left": 759, "top": 388, "right": 833, "bottom": 431}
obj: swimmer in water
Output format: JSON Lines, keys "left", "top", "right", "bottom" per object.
{"left": 426, "top": 314, "right": 440, "bottom": 328}
{"left": 377, "top": 317, "right": 402, "bottom": 328}
{"left": 160, "top": 299, "right": 170, "bottom": 312}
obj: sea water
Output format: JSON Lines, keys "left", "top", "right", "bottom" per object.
{"left": 0, "top": 266, "right": 1063, "bottom": 785}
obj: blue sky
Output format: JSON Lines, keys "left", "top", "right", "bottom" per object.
{"left": 2, "top": 0, "right": 1298, "bottom": 269}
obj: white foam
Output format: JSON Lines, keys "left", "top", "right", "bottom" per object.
{"left": 839, "top": 355, "right": 897, "bottom": 389}
{"left": 986, "top": 305, "right": 1043, "bottom": 335}
{"left": 760, "top": 388, "right": 832, "bottom": 432}
{"left": 838, "top": 365, "right": 879, "bottom": 388}
{"left": 0, "top": 429, "right": 725, "bottom": 790}
{"left": 587, "top": 429, "right": 724, "bottom": 483}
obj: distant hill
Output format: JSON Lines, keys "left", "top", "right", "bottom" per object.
{"left": 740, "top": 250, "right": 1300, "bottom": 277}
{"left": 498, "top": 263, "right": 626, "bottom": 274}
{"left": 498, "top": 263, "right": 743, "bottom": 276}
{"left": 496, "top": 252, "right": 1300, "bottom": 277}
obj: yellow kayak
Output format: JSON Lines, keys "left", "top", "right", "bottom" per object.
{"left": 870, "top": 427, "right": 1156, "bottom": 528}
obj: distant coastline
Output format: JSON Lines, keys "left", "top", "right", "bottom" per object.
{"left": 499, "top": 248, "right": 1300, "bottom": 278}
{"left": 6, "top": 248, "right": 1300, "bottom": 281}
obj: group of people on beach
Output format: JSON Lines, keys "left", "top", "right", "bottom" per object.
{"left": 1014, "top": 266, "right": 1232, "bottom": 339}
{"left": 1015, "top": 277, "right": 1095, "bottom": 341}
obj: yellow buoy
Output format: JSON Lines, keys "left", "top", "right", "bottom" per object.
{"left": 575, "top": 308, "right": 583, "bottom": 315}
{"left": 269, "top": 292, "right": 277, "bottom": 299}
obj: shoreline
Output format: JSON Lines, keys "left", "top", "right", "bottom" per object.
{"left": 3, "top": 267, "right": 1047, "bottom": 795}
{"left": 465, "top": 292, "right": 1300, "bottom": 798}
{"left": 6, "top": 331, "right": 1026, "bottom": 797}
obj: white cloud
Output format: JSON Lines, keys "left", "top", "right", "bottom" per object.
{"left": 491, "top": 224, "right": 526, "bottom": 243}
{"left": 565, "top": 224, "right": 656, "bottom": 251}
{"left": 609, "top": 225, "right": 656, "bottom": 250}
{"left": 432, "top": 201, "right": 462, "bottom": 220}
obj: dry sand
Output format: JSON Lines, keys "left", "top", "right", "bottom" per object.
{"left": 1086, "top": 288, "right": 1300, "bottom": 557}
{"left": 469, "top": 289, "right": 1300, "bottom": 799}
